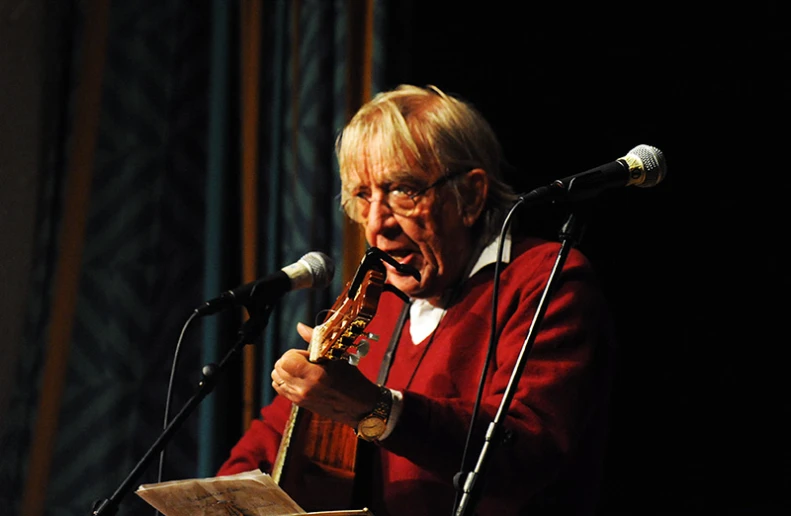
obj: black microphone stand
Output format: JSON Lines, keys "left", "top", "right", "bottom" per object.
{"left": 454, "top": 207, "right": 588, "bottom": 516}
{"left": 90, "top": 302, "right": 275, "bottom": 516}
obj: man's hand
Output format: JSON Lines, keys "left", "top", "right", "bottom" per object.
{"left": 270, "top": 322, "right": 380, "bottom": 428}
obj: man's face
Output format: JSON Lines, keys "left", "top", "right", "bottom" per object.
{"left": 345, "top": 160, "right": 476, "bottom": 305}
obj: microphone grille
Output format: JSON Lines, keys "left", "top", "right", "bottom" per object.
{"left": 300, "top": 251, "right": 335, "bottom": 288}
{"left": 628, "top": 144, "right": 667, "bottom": 188}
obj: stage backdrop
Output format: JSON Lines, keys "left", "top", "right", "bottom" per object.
{"left": 0, "top": 1, "right": 384, "bottom": 515}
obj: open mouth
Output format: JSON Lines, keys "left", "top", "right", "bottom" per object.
{"left": 383, "top": 248, "right": 414, "bottom": 261}
{"left": 381, "top": 248, "right": 419, "bottom": 272}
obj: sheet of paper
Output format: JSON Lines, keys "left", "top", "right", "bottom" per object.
{"left": 136, "top": 469, "right": 306, "bottom": 516}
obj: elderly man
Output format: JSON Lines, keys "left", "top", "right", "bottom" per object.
{"left": 218, "top": 84, "right": 616, "bottom": 516}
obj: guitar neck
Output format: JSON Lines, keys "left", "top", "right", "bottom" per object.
{"left": 272, "top": 402, "right": 301, "bottom": 484}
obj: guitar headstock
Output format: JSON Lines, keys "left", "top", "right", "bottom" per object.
{"left": 308, "top": 268, "right": 385, "bottom": 363}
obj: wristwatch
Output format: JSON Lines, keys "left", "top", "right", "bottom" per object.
{"left": 356, "top": 385, "right": 393, "bottom": 442}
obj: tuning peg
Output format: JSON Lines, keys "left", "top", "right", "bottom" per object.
{"left": 347, "top": 352, "right": 362, "bottom": 366}
{"left": 347, "top": 339, "right": 371, "bottom": 366}
{"left": 357, "top": 339, "right": 371, "bottom": 357}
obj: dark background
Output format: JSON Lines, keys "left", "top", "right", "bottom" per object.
{"left": 384, "top": 3, "right": 789, "bottom": 514}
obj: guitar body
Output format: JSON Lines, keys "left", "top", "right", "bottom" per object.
{"left": 274, "top": 405, "right": 359, "bottom": 511}
{"left": 272, "top": 266, "right": 386, "bottom": 511}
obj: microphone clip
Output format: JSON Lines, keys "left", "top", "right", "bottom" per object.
{"left": 350, "top": 247, "right": 421, "bottom": 304}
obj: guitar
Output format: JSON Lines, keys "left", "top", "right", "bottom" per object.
{"left": 270, "top": 250, "right": 387, "bottom": 512}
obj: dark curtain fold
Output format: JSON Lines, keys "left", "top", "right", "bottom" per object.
{"left": 0, "top": 1, "right": 386, "bottom": 515}
{"left": 252, "top": 0, "right": 386, "bottom": 409}
{"left": 1, "top": 1, "right": 213, "bottom": 515}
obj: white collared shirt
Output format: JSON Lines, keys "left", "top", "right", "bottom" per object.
{"left": 408, "top": 232, "right": 512, "bottom": 344}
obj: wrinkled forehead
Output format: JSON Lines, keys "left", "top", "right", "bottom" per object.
{"left": 339, "top": 120, "right": 438, "bottom": 190}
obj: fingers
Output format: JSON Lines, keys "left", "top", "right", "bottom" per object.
{"left": 271, "top": 365, "right": 292, "bottom": 397}
{"left": 269, "top": 348, "right": 381, "bottom": 427}
{"left": 271, "top": 348, "right": 312, "bottom": 397}
{"left": 273, "top": 349, "right": 304, "bottom": 379}
{"left": 270, "top": 368, "right": 286, "bottom": 387}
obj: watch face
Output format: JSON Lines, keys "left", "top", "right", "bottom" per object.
{"left": 359, "top": 416, "right": 386, "bottom": 439}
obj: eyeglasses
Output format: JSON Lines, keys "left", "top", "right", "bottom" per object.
{"left": 343, "top": 169, "right": 469, "bottom": 223}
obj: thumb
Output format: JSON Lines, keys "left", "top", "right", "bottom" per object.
{"left": 296, "top": 322, "right": 314, "bottom": 343}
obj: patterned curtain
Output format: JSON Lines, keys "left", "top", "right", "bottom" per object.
{"left": 199, "top": 0, "right": 386, "bottom": 478}
{"left": 0, "top": 0, "right": 386, "bottom": 515}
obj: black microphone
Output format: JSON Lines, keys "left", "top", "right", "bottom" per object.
{"left": 195, "top": 251, "right": 335, "bottom": 316}
{"left": 520, "top": 144, "right": 667, "bottom": 203}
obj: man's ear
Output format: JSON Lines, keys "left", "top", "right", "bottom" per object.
{"left": 461, "top": 168, "right": 489, "bottom": 227}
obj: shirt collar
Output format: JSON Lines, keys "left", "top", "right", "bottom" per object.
{"left": 467, "top": 229, "right": 512, "bottom": 278}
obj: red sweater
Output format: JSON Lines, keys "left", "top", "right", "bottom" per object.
{"left": 218, "top": 237, "right": 616, "bottom": 515}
